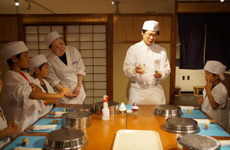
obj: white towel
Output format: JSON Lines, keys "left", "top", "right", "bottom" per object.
{"left": 55, "top": 112, "right": 66, "bottom": 117}
{"left": 193, "top": 119, "right": 210, "bottom": 124}
{"left": 14, "top": 147, "right": 42, "bottom": 150}
{"left": 32, "top": 125, "right": 57, "bottom": 130}
{"left": 179, "top": 106, "right": 194, "bottom": 110}
{"left": 219, "top": 140, "right": 230, "bottom": 147}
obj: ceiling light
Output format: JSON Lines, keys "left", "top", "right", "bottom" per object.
{"left": 220, "top": 0, "right": 224, "bottom": 2}
{"left": 14, "top": 0, "right": 19, "bottom": 6}
{"left": 111, "top": 1, "right": 114, "bottom": 5}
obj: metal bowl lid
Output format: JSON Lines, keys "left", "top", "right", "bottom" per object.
{"left": 95, "top": 101, "right": 119, "bottom": 107}
{"left": 46, "top": 129, "right": 84, "bottom": 141}
{"left": 69, "top": 104, "right": 93, "bottom": 111}
{"left": 163, "top": 117, "right": 200, "bottom": 134}
{"left": 177, "top": 134, "right": 220, "bottom": 149}
{"left": 62, "top": 111, "right": 91, "bottom": 119}
{"left": 154, "top": 104, "right": 183, "bottom": 117}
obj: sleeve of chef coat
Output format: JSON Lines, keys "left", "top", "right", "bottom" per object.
{"left": 6, "top": 73, "right": 33, "bottom": 109}
{"left": 123, "top": 46, "right": 138, "bottom": 78}
{"left": 158, "top": 47, "right": 171, "bottom": 81}
{"left": 72, "top": 47, "right": 86, "bottom": 76}
{"left": 47, "top": 59, "right": 61, "bottom": 87}
{"left": 211, "top": 84, "right": 228, "bottom": 108}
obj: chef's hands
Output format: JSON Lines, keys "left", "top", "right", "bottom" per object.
{"left": 3, "top": 122, "right": 20, "bottom": 138}
{"left": 198, "top": 98, "right": 204, "bottom": 105}
{"left": 154, "top": 71, "right": 162, "bottom": 79}
{"left": 30, "top": 83, "right": 42, "bottom": 92}
{"left": 135, "top": 64, "right": 145, "bottom": 75}
{"left": 72, "top": 86, "right": 81, "bottom": 97}
{"left": 59, "top": 87, "right": 71, "bottom": 98}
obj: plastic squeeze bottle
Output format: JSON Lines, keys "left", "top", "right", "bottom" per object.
{"left": 102, "top": 95, "right": 110, "bottom": 120}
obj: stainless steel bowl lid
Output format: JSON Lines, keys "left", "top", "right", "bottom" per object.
{"left": 46, "top": 128, "right": 85, "bottom": 142}
{"left": 177, "top": 134, "right": 220, "bottom": 149}
{"left": 154, "top": 104, "right": 183, "bottom": 117}
{"left": 167, "top": 117, "right": 197, "bottom": 126}
{"left": 95, "top": 101, "right": 119, "bottom": 107}
{"left": 62, "top": 111, "right": 91, "bottom": 119}
{"left": 156, "top": 104, "right": 180, "bottom": 110}
{"left": 69, "top": 104, "right": 93, "bottom": 111}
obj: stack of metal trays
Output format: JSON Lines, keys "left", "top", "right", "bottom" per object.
{"left": 154, "top": 104, "right": 183, "bottom": 117}
{"left": 177, "top": 134, "right": 220, "bottom": 150}
{"left": 43, "top": 128, "right": 87, "bottom": 150}
{"left": 69, "top": 104, "right": 93, "bottom": 114}
{"left": 163, "top": 117, "right": 200, "bottom": 134}
{"left": 62, "top": 111, "right": 92, "bottom": 129}
{"left": 95, "top": 101, "right": 119, "bottom": 116}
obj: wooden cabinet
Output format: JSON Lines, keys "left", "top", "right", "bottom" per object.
{"left": 175, "top": 67, "right": 206, "bottom": 92}
{"left": 0, "top": 16, "right": 18, "bottom": 42}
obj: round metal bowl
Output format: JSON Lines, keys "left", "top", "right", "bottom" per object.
{"left": 43, "top": 128, "right": 87, "bottom": 150}
{"left": 69, "top": 104, "right": 93, "bottom": 114}
{"left": 95, "top": 101, "right": 119, "bottom": 116}
{"left": 62, "top": 111, "right": 92, "bottom": 129}
{"left": 154, "top": 104, "right": 183, "bottom": 117}
{"left": 163, "top": 117, "right": 200, "bottom": 134}
{"left": 177, "top": 134, "right": 220, "bottom": 150}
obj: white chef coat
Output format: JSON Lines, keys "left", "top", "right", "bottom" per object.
{"left": 2, "top": 70, "right": 39, "bottom": 132}
{"left": 123, "top": 40, "right": 171, "bottom": 105}
{"left": 201, "top": 82, "right": 229, "bottom": 130}
{"left": 0, "top": 107, "right": 10, "bottom": 149}
{"left": 37, "top": 79, "right": 55, "bottom": 118}
{"left": 47, "top": 46, "right": 86, "bottom": 104}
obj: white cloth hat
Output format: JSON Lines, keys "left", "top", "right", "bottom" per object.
{"left": 1, "top": 41, "right": 28, "bottom": 60}
{"left": 29, "top": 55, "right": 48, "bottom": 75}
{"left": 44, "top": 31, "right": 62, "bottom": 46}
{"left": 142, "top": 20, "right": 159, "bottom": 31}
{"left": 204, "top": 60, "right": 226, "bottom": 81}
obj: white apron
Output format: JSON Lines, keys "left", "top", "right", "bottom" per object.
{"left": 2, "top": 70, "right": 39, "bottom": 132}
{"left": 47, "top": 46, "right": 86, "bottom": 104}
{"left": 0, "top": 107, "right": 10, "bottom": 149}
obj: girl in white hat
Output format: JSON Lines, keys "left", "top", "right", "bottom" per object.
{"left": 198, "top": 60, "right": 229, "bottom": 130}
{"left": 1, "top": 41, "right": 70, "bottom": 132}
{"left": 123, "top": 20, "right": 171, "bottom": 105}
{"left": 44, "top": 31, "right": 86, "bottom": 104}
{"left": 0, "top": 79, "right": 19, "bottom": 149}
{"left": 29, "top": 55, "right": 58, "bottom": 118}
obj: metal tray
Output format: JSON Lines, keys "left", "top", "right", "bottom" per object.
{"left": 95, "top": 101, "right": 119, "bottom": 116}
{"left": 43, "top": 128, "right": 87, "bottom": 150}
{"left": 62, "top": 111, "right": 92, "bottom": 129}
{"left": 154, "top": 104, "right": 183, "bottom": 117}
{"left": 113, "top": 129, "right": 163, "bottom": 150}
{"left": 177, "top": 134, "right": 220, "bottom": 150}
{"left": 69, "top": 104, "right": 93, "bottom": 114}
{"left": 163, "top": 117, "right": 200, "bottom": 134}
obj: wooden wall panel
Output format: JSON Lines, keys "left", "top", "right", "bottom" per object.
{"left": 0, "top": 16, "right": 18, "bottom": 42}
{"left": 113, "top": 14, "right": 172, "bottom": 42}
{"left": 177, "top": 2, "right": 230, "bottom": 13}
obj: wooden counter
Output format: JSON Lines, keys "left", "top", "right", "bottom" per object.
{"left": 2, "top": 104, "right": 230, "bottom": 150}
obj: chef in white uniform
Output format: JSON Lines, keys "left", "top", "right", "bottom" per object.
{"left": 44, "top": 31, "right": 86, "bottom": 104}
{"left": 198, "top": 60, "right": 229, "bottom": 130}
{"left": 29, "top": 55, "right": 57, "bottom": 118}
{"left": 123, "top": 20, "right": 171, "bottom": 105}
{"left": 0, "top": 79, "right": 19, "bottom": 149}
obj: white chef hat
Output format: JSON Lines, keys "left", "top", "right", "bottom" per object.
{"left": 29, "top": 55, "right": 48, "bottom": 75}
{"left": 142, "top": 20, "right": 159, "bottom": 32}
{"left": 1, "top": 41, "right": 28, "bottom": 60}
{"left": 44, "top": 31, "right": 62, "bottom": 47}
{"left": 204, "top": 60, "right": 226, "bottom": 81}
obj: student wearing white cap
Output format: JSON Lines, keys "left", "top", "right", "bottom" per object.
{"left": 29, "top": 55, "right": 58, "bottom": 118}
{"left": 44, "top": 31, "right": 86, "bottom": 104}
{"left": 1, "top": 41, "right": 70, "bottom": 132}
{"left": 123, "top": 20, "right": 171, "bottom": 105}
{"left": 198, "top": 60, "right": 229, "bottom": 130}
{"left": 0, "top": 79, "right": 19, "bottom": 149}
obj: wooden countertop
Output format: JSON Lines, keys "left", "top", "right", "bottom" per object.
{"left": 2, "top": 104, "right": 230, "bottom": 150}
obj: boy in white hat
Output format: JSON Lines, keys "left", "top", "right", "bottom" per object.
{"left": 123, "top": 20, "right": 171, "bottom": 105}
{"left": 29, "top": 55, "right": 58, "bottom": 118}
{"left": 0, "top": 79, "right": 19, "bottom": 148}
{"left": 44, "top": 31, "right": 86, "bottom": 104}
{"left": 1, "top": 41, "right": 70, "bottom": 132}
{"left": 198, "top": 60, "right": 229, "bottom": 130}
